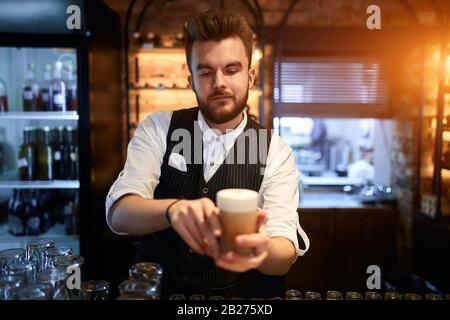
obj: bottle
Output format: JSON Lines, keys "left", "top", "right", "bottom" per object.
{"left": 40, "top": 190, "right": 53, "bottom": 233}
{"left": 25, "top": 190, "right": 42, "bottom": 236}
{"left": 52, "top": 126, "right": 65, "bottom": 180}
{"left": 0, "top": 143, "right": 4, "bottom": 175}
{"left": 132, "top": 32, "right": 142, "bottom": 48}
{"left": 7, "top": 189, "right": 18, "bottom": 234}
{"left": 65, "top": 62, "right": 77, "bottom": 111}
{"left": 0, "top": 77, "right": 8, "bottom": 112}
{"left": 18, "top": 127, "right": 36, "bottom": 181}
{"left": 73, "top": 191, "right": 79, "bottom": 234}
{"left": 38, "top": 126, "right": 53, "bottom": 180}
{"left": 29, "top": 127, "right": 40, "bottom": 179}
{"left": 50, "top": 61, "right": 67, "bottom": 112}
{"left": 63, "top": 190, "right": 76, "bottom": 235}
{"left": 64, "top": 126, "right": 77, "bottom": 180}
{"left": 8, "top": 190, "right": 26, "bottom": 236}
{"left": 22, "top": 63, "right": 40, "bottom": 112}
{"left": 38, "top": 64, "right": 52, "bottom": 111}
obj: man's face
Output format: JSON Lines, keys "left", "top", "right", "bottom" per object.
{"left": 188, "top": 36, "right": 256, "bottom": 125}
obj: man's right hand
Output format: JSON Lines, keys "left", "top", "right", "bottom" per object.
{"left": 167, "top": 198, "right": 222, "bottom": 259}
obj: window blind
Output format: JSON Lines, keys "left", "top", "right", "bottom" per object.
{"left": 274, "top": 57, "right": 390, "bottom": 117}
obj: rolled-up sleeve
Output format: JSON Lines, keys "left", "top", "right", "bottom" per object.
{"left": 258, "top": 134, "right": 309, "bottom": 262}
{"left": 105, "top": 111, "right": 171, "bottom": 234}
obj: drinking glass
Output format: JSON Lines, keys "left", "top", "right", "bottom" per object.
{"left": 25, "top": 239, "right": 55, "bottom": 271}
{"left": 403, "top": 293, "right": 422, "bottom": 300}
{"left": 285, "top": 289, "right": 302, "bottom": 300}
{"left": 42, "top": 247, "right": 72, "bottom": 270}
{"left": 79, "top": 280, "right": 109, "bottom": 300}
{"left": 0, "top": 249, "right": 25, "bottom": 274}
{"left": 0, "top": 275, "right": 26, "bottom": 300}
{"left": 305, "top": 291, "right": 322, "bottom": 300}
{"left": 364, "top": 291, "right": 382, "bottom": 300}
{"left": 119, "top": 278, "right": 159, "bottom": 300}
{"left": 326, "top": 290, "right": 343, "bottom": 300}
{"left": 345, "top": 292, "right": 363, "bottom": 300}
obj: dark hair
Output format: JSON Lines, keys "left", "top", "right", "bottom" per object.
{"left": 185, "top": 9, "right": 253, "bottom": 73}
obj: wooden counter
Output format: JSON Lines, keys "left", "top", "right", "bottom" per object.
{"left": 287, "top": 203, "right": 397, "bottom": 294}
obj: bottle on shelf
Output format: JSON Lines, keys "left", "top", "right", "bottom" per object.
{"left": 18, "top": 127, "right": 36, "bottom": 181}
{"left": 38, "top": 64, "right": 52, "bottom": 111}
{"left": 63, "top": 190, "right": 75, "bottom": 235}
{"left": 0, "top": 77, "right": 8, "bottom": 112}
{"left": 29, "top": 127, "right": 40, "bottom": 179}
{"left": 22, "top": 63, "right": 40, "bottom": 112}
{"left": 64, "top": 126, "right": 78, "bottom": 180}
{"left": 65, "top": 61, "right": 78, "bottom": 112}
{"left": 132, "top": 32, "right": 142, "bottom": 48}
{"left": 25, "top": 190, "right": 42, "bottom": 236}
{"left": 38, "top": 126, "right": 53, "bottom": 180}
{"left": 52, "top": 126, "right": 66, "bottom": 180}
{"left": 8, "top": 190, "right": 26, "bottom": 236}
{"left": 50, "top": 61, "right": 67, "bottom": 112}
{"left": 142, "top": 32, "right": 161, "bottom": 49}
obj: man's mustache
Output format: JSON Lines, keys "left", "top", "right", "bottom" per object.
{"left": 208, "top": 92, "right": 235, "bottom": 100}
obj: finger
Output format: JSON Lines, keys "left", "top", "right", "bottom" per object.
{"left": 202, "top": 199, "right": 222, "bottom": 237}
{"left": 256, "top": 210, "right": 267, "bottom": 230}
{"left": 235, "top": 233, "right": 267, "bottom": 248}
{"left": 184, "top": 209, "right": 207, "bottom": 251}
{"left": 175, "top": 223, "right": 205, "bottom": 255}
{"left": 220, "top": 250, "right": 268, "bottom": 265}
{"left": 215, "top": 251, "right": 269, "bottom": 272}
{"left": 198, "top": 220, "right": 220, "bottom": 259}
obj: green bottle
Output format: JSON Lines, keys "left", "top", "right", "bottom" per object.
{"left": 38, "top": 126, "right": 53, "bottom": 180}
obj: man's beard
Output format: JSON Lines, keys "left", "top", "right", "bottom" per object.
{"left": 195, "top": 89, "right": 249, "bottom": 125}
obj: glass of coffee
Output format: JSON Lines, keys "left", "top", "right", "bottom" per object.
{"left": 216, "top": 188, "right": 259, "bottom": 255}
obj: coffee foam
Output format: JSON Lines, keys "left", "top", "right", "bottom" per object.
{"left": 216, "top": 189, "right": 258, "bottom": 213}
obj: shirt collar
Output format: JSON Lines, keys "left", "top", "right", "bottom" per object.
{"left": 198, "top": 109, "right": 247, "bottom": 150}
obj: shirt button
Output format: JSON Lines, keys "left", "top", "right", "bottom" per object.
{"left": 202, "top": 187, "right": 209, "bottom": 194}
{"left": 209, "top": 162, "right": 214, "bottom": 166}
{"left": 216, "top": 137, "right": 220, "bottom": 142}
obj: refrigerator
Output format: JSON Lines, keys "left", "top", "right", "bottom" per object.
{"left": 0, "top": 0, "right": 123, "bottom": 280}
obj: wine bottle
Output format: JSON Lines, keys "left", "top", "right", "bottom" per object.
{"left": 18, "top": 127, "right": 36, "bottom": 181}
{"left": 38, "top": 126, "right": 53, "bottom": 180}
{"left": 23, "top": 63, "right": 40, "bottom": 112}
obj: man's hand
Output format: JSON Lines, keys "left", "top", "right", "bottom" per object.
{"left": 168, "top": 198, "right": 222, "bottom": 259}
{"left": 215, "top": 210, "right": 269, "bottom": 273}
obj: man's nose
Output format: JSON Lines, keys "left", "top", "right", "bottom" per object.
{"left": 213, "top": 70, "right": 226, "bottom": 90}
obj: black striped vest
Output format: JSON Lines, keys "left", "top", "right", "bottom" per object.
{"left": 136, "top": 107, "right": 284, "bottom": 299}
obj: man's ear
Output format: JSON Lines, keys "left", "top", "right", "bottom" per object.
{"left": 248, "top": 68, "right": 256, "bottom": 89}
{"left": 187, "top": 75, "right": 194, "bottom": 91}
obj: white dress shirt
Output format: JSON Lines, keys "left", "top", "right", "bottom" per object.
{"left": 105, "top": 110, "right": 310, "bottom": 260}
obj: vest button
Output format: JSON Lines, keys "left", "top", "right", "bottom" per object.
{"left": 202, "top": 187, "right": 209, "bottom": 194}
{"left": 182, "top": 276, "right": 188, "bottom": 282}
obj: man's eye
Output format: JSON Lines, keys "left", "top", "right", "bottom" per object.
{"left": 226, "top": 69, "right": 238, "bottom": 74}
{"left": 200, "top": 72, "right": 212, "bottom": 76}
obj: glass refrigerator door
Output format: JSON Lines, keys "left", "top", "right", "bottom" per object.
{"left": 0, "top": 46, "right": 79, "bottom": 253}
